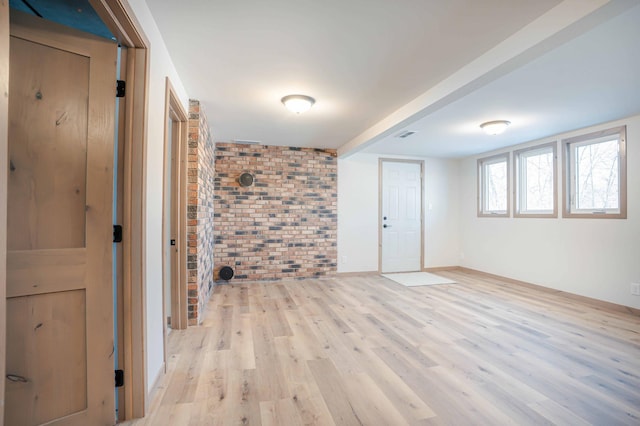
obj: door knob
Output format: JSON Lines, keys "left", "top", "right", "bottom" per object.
{"left": 383, "top": 224, "right": 391, "bottom": 228}
{"left": 383, "top": 216, "right": 387, "bottom": 220}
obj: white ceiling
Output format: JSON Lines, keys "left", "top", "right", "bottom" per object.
{"left": 144, "top": 0, "right": 640, "bottom": 158}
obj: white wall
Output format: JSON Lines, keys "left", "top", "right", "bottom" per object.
{"left": 337, "top": 153, "right": 379, "bottom": 272}
{"left": 338, "top": 153, "right": 460, "bottom": 273}
{"left": 126, "top": 0, "right": 189, "bottom": 392}
{"left": 459, "top": 115, "right": 640, "bottom": 310}
{"left": 424, "top": 157, "right": 461, "bottom": 267}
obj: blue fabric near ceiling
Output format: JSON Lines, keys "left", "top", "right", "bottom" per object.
{"left": 9, "top": 0, "right": 114, "bottom": 40}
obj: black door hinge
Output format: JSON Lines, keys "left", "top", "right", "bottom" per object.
{"left": 113, "top": 225, "right": 123, "bottom": 243}
{"left": 116, "top": 80, "right": 126, "bottom": 98}
{"left": 115, "top": 369, "right": 124, "bottom": 388}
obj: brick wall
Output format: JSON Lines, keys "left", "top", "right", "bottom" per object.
{"left": 214, "top": 143, "right": 337, "bottom": 281}
{"left": 187, "top": 100, "right": 215, "bottom": 325}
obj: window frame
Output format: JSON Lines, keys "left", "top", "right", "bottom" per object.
{"left": 477, "top": 153, "right": 510, "bottom": 217}
{"left": 513, "top": 142, "right": 558, "bottom": 218}
{"left": 562, "top": 126, "right": 627, "bottom": 219}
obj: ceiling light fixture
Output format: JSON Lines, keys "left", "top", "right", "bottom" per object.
{"left": 480, "top": 120, "right": 511, "bottom": 135}
{"left": 281, "top": 94, "right": 315, "bottom": 114}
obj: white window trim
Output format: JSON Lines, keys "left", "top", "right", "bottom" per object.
{"left": 514, "top": 142, "right": 558, "bottom": 218}
{"left": 477, "top": 153, "right": 510, "bottom": 217}
{"left": 562, "top": 126, "right": 627, "bottom": 219}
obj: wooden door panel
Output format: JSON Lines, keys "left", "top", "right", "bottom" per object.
{"left": 6, "top": 11, "right": 116, "bottom": 426}
{"left": 6, "top": 291, "right": 87, "bottom": 425}
{"left": 8, "top": 36, "right": 88, "bottom": 251}
{"left": 7, "top": 249, "right": 86, "bottom": 298}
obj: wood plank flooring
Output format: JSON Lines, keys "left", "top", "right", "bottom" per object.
{"left": 122, "top": 270, "right": 640, "bottom": 425}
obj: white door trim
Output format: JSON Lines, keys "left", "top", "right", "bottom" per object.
{"left": 378, "top": 158, "right": 425, "bottom": 274}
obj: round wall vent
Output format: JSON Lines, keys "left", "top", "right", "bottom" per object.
{"left": 219, "top": 266, "right": 234, "bottom": 281}
{"left": 238, "top": 172, "right": 254, "bottom": 187}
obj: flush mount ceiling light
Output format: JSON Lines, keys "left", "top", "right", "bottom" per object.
{"left": 480, "top": 120, "right": 511, "bottom": 135}
{"left": 281, "top": 94, "right": 315, "bottom": 114}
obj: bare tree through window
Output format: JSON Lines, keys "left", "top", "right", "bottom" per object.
{"left": 515, "top": 143, "right": 557, "bottom": 216}
{"left": 478, "top": 153, "right": 509, "bottom": 217}
{"left": 564, "top": 126, "right": 626, "bottom": 218}
{"left": 485, "top": 161, "right": 507, "bottom": 211}
{"left": 575, "top": 139, "right": 619, "bottom": 210}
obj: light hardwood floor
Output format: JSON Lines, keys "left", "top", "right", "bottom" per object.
{"left": 122, "top": 270, "right": 640, "bottom": 425}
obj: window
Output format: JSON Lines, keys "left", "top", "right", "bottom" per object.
{"left": 478, "top": 153, "right": 509, "bottom": 217}
{"left": 563, "top": 126, "right": 626, "bottom": 218}
{"left": 514, "top": 143, "right": 557, "bottom": 217}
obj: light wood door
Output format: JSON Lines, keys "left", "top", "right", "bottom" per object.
{"left": 165, "top": 107, "right": 181, "bottom": 331}
{"left": 6, "top": 12, "right": 116, "bottom": 426}
{"left": 163, "top": 117, "right": 176, "bottom": 329}
{"left": 381, "top": 160, "right": 423, "bottom": 273}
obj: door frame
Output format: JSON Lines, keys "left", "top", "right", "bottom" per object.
{"left": 0, "top": 0, "right": 151, "bottom": 422}
{"left": 88, "top": 0, "right": 151, "bottom": 419}
{"left": 378, "top": 158, "right": 425, "bottom": 273}
{"left": 162, "top": 77, "right": 188, "bottom": 336}
{"left": 0, "top": 3, "right": 9, "bottom": 424}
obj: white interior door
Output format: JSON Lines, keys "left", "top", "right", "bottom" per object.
{"left": 381, "top": 160, "right": 422, "bottom": 273}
